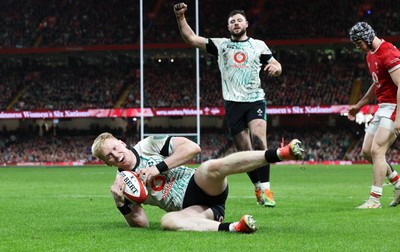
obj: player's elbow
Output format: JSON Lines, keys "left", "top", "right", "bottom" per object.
{"left": 183, "top": 144, "right": 201, "bottom": 161}
{"left": 183, "top": 36, "right": 205, "bottom": 50}
{"left": 125, "top": 217, "right": 149, "bottom": 228}
{"left": 191, "top": 144, "right": 201, "bottom": 156}
{"left": 124, "top": 208, "right": 150, "bottom": 228}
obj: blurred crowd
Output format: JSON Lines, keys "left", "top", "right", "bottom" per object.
{"left": 0, "top": 0, "right": 138, "bottom": 48}
{"left": 0, "top": 126, "right": 228, "bottom": 164}
{"left": 1, "top": 0, "right": 399, "bottom": 48}
{"left": 0, "top": 0, "right": 392, "bottom": 110}
{"left": 1, "top": 0, "right": 400, "bottom": 164}
{"left": 1, "top": 49, "right": 371, "bottom": 111}
{"left": 0, "top": 125, "right": 374, "bottom": 165}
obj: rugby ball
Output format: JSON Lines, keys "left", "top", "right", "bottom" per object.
{"left": 120, "top": 170, "right": 148, "bottom": 204}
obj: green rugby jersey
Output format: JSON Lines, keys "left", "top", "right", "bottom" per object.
{"left": 122, "top": 135, "right": 195, "bottom": 212}
{"left": 207, "top": 37, "right": 274, "bottom": 102}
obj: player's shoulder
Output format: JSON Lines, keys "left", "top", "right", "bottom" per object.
{"left": 377, "top": 40, "right": 400, "bottom": 58}
{"left": 382, "top": 40, "right": 394, "bottom": 46}
{"left": 146, "top": 135, "right": 170, "bottom": 140}
{"left": 210, "top": 37, "right": 230, "bottom": 45}
{"left": 135, "top": 135, "right": 165, "bottom": 149}
{"left": 249, "top": 37, "right": 266, "bottom": 43}
{"left": 248, "top": 37, "right": 268, "bottom": 49}
{"left": 379, "top": 40, "right": 398, "bottom": 51}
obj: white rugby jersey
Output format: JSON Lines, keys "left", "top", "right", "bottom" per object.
{"left": 207, "top": 37, "right": 274, "bottom": 102}
{"left": 120, "top": 135, "right": 195, "bottom": 212}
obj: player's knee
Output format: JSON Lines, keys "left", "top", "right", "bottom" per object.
{"left": 361, "top": 151, "right": 368, "bottom": 159}
{"left": 252, "top": 135, "right": 266, "bottom": 150}
{"left": 198, "top": 159, "right": 223, "bottom": 179}
{"left": 160, "top": 212, "right": 179, "bottom": 231}
{"left": 370, "top": 145, "right": 385, "bottom": 159}
{"left": 361, "top": 148, "right": 371, "bottom": 160}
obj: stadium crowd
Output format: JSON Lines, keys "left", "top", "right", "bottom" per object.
{"left": 1, "top": 50, "right": 370, "bottom": 111}
{"left": 1, "top": 0, "right": 399, "bottom": 48}
{"left": 0, "top": 122, "right": 388, "bottom": 165}
{"left": 0, "top": 0, "right": 139, "bottom": 48}
{"left": 0, "top": 126, "right": 224, "bottom": 164}
{"left": 1, "top": 0, "right": 400, "bottom": 165}
{"left": 0, "top": 0, "right": 392, "bottom": 111}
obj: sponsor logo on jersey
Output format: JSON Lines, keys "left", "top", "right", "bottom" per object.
{"left": 234, "top": 52, "right": 246, "bottom": 63}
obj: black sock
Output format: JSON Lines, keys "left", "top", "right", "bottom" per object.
{"left": 259, "top": 163, "right": 271, "bottom": 182}
{"left": 218, "top": 222, "right": 232, "bottom": 232}
{"left": 264, "top": 149, "right": 281, "bottom": 163}
{"left": 247, "top": 169, "right": 260, "bottom": 184}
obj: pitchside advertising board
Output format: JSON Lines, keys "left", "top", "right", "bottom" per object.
{"left": 0, "top": 105, "right": 372, "bottom": 119}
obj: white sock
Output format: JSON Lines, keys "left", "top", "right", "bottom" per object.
{"left": 229, "top": 223, "right": 237, "bottom": 232}
{"left": 388, "top": 170, "right": 398, "bottom": 180}
{"left": 253, "top": 182, "right": 261, "bottom": 190}
{"left": 388, "top": 171, "right": 400, "bottom": 188}
{"left": 277, "top": 149, "right": 283, "bottom": 160}
{"left": 369, "top": 186, "right": 382, "bottom": 201}
{"left": 260, "top": 182, "right": 270, "bottom": 190}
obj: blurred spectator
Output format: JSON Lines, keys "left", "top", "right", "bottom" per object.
{"left": 1, "top": 0, "right": 400, "bottom": 48}
{"left": 1, "top": 124, "right": 398, "bottom": 164}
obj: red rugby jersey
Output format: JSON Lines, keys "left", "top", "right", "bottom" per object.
{"left": 366, "top": 40, "right": 400, "bottom": 104}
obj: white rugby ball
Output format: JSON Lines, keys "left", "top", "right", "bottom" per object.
{"left": 120, "top": 170, "right": 148, "bottom": 204}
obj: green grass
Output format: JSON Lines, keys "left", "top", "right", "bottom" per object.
{"left": 1, "top": 164, "right": 399, "bottom": 251}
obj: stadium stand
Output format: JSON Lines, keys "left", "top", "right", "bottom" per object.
{"left": 1, "top": 0, "right": 399, "bottom": 48}
{"left": 1, "top": 0, "right": 400, "bottom": 164}
{"left": 0, "top": 51, "right": 369, "bottom": 110}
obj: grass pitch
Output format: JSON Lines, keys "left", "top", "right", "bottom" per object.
{"left": 1, "top": 164, "right": 399, "bottom": 252}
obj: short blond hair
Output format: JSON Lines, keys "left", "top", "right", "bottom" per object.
{"left": 91, "top": 132, "right": 117, "bottom": 162}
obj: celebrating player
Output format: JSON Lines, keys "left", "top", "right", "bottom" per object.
{"left": 91, "top": 132, "right": 303, "bottom": 232}
{"left": 174, "top": 2, "right": 282, "bottom": 207}
{"left": 348, "top": 22, "right": 400, "bottom": 208}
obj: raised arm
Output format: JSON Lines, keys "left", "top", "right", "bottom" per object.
{"left": 174, "top": 2, "right": 207, "bottom": 51}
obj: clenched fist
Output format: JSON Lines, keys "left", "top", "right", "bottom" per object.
{"left": 174, "top": 2, "right": 187, "bottom": 20}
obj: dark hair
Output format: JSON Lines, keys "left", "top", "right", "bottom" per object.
{"left": 228, "top": 10, "right": 246, "bottom": 20}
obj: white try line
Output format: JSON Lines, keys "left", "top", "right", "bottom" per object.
{"left": 53, "top": 194, "right": 396, "bottom": 200}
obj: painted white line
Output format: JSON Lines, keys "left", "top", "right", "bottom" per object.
{"left": 53, "top": 194, "right": 396, "bottom": 200}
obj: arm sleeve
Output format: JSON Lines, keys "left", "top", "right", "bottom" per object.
{"left": 260, "top": 54, "right": 273, "bottom": 64}
{"left": 384, "top": 44, "right": 400, "bottom": 73}
{"left": 139, "top": 135, "right": 171, "bottom": 156}
{"left": 259, "top": 39, "right": 273, "bottom": 64}
{"left": 206, "top": 38, "right": 218, "bottom": 57}
{"left": 159, "top": 136, "right": 172, "bottom": 156}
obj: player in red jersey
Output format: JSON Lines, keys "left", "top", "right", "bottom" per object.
{"left": 348, "top": 22, "right": 400, "bottom": 208}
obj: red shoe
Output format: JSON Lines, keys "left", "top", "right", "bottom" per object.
{"left": 278, "top": 139, "right": 303, "bottom": 160}
{"left": 234, "top": 215, "right": 257, "bottom": 233}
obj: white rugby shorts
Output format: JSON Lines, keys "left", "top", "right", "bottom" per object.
{"left": 366, "top": 103, "right": 396, "bottom": 135}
